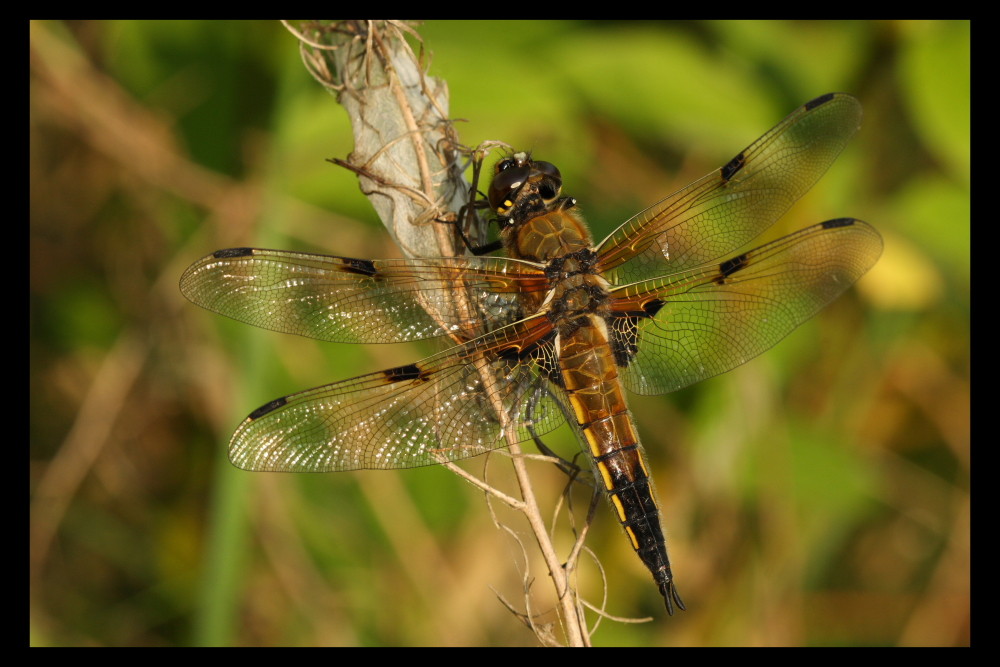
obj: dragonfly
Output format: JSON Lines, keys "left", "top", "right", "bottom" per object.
{"left": 180, "top": 92, "right": 882, "bottom": 614}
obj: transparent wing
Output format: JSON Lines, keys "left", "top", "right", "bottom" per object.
{"left": 179, "top": 248, "right": 548, "bottom": 344}
{"left": 596, "top": 93, "right": 863, "bottom": 286}
{"left": 606, "top": 219, "right": 882, "bottom": 396}
{"left": 228, "top": 316, "right": 570, "bottom": 472}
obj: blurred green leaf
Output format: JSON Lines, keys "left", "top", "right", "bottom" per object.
{"left": 899, "top": 21, "right": 970, "bottom": 185}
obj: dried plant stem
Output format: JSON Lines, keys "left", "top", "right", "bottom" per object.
{"left": 285, "top": 20, "right": 591, "bottom": 644}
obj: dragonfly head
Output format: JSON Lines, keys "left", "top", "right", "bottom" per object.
{"left": 488, "top": 152, "right": 563, "bottom": 222}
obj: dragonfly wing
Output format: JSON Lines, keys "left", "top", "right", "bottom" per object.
{"left": 607, "top": 219, "right": 882, "bottom": 396}
{"left": 228, "top": 316, "right": 569, "bottom": 472}
{"left": 180, "top": 248, "right": 548, "bottom": 344}
{"left": 596, "top": 93, "right": 863, "bottom": 286}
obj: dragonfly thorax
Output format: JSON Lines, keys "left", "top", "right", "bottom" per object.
{"left": 546, "top": 273, "right": 612, "bottom": 334}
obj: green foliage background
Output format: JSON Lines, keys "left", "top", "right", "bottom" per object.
{"left": 30, "top": 20, "right": 969, "bottom": 646}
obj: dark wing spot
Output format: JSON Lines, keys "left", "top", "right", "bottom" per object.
{"left": 536, "top": 355, "right": 563, "bottom": 387}
{"left": 248, "top": 396, "right": 288, "bottom": 420}
{"left": 214, "top": 247, "right": 255, "bottom": 259}
{"left": 721, "top": 152, "right": 746, "bottom": 181}
{"left": 496, "top": 334, "right": 562, "bottom": 385}
{"left": 610, "top": 315, "right": 640, "bottom": 367}
{"left": 608, "top": 300, "right": 665, "bottom": 367}
{"left": 496, "top": 345, "right": 522, "bottom": 363}
{"left": 343, "top": 258, "right": 378, "bottom": 276}
{"left": 718, "top": 253, "right": 749, "bottom": 281}
{"left": 822, "top": 217, "right": 855, "bottom": 229}
{"left": 642, "top": 298, "right": 665, "bottom": 318}
{"left": 804, "top": 92, "right": 836, "bottom": 111}
{"left": 384, "top": 363, "right": 426, "bottom": 382}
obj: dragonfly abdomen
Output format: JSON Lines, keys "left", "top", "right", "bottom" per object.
{"left": 558, "top": 318, "right": 684, "bottom": 614}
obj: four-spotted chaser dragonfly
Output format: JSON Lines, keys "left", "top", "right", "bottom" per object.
{"left": 180, "top": 92, "right": 882, "bottom": 614}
